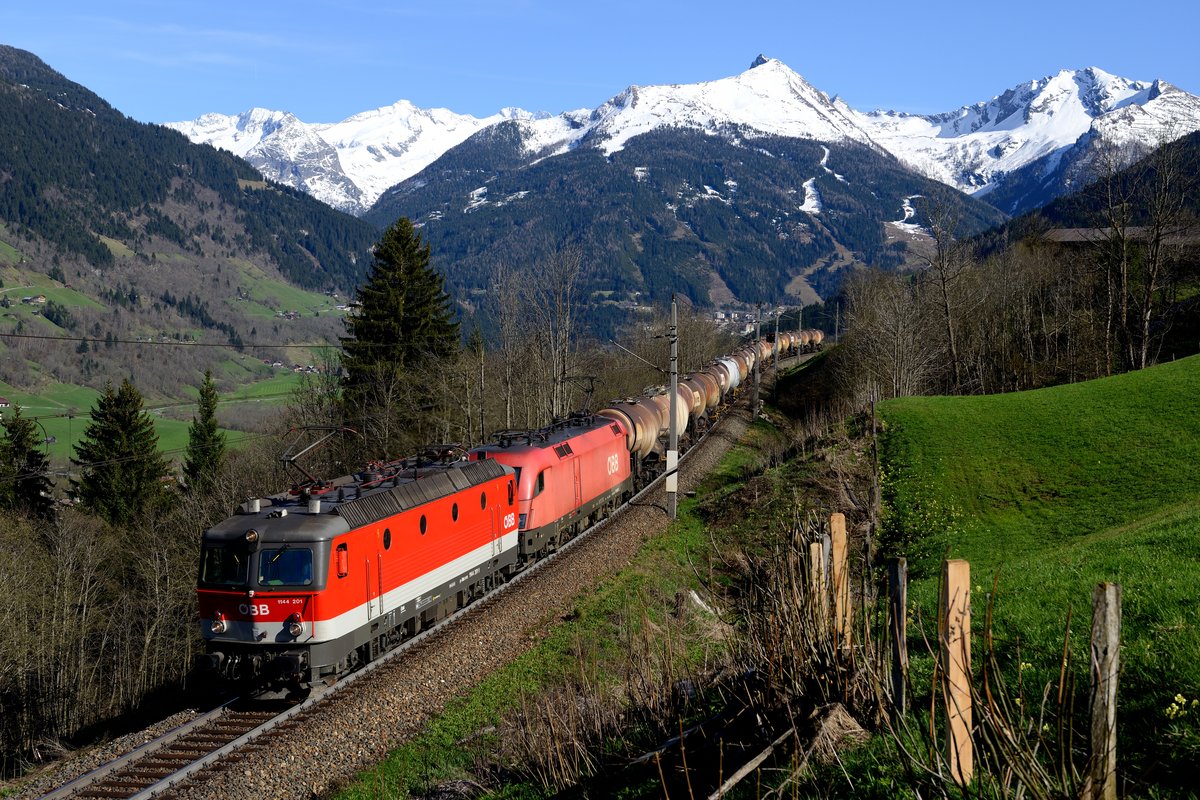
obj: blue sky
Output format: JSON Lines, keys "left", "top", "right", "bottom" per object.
{"left": 5, "top": 1, "right": 1198, "bottom": 123}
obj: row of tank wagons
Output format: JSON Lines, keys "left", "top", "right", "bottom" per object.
{"left": 594, "top": 329, "right": 824, "bottom": 458}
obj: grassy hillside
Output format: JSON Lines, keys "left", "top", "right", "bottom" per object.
{"left": 0, "top": 370, "right": 302, "bottom": 465}
{"left": 878, "top": 356, "right": 1200, "bottom": 790}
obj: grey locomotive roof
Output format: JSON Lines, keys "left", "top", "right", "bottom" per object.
{"left": 474, "top": 415, "right": 616, "bottom": 453}
{"left": 203, "top": 458, "right": 511, "bottom": 544}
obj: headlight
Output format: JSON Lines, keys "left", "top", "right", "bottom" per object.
{"left": 287, "top": 613, "right": 303, "bottom": 637}
{"left": 210, "top": 617, "right": 227, "bottom": 634}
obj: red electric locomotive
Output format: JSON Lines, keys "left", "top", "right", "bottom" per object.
{"left": 196, "top": 454, "right": 519, "bottom": 687}
{"left": 470, "top": 413, "right": 634, "bottom": 559}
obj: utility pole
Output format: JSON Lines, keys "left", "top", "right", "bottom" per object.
{"left": 752, "top": 302, "right": 761, "bottom": 412}
{"left": 773, "top": 308, "right": 780, "bottom": 379}
{"left": 667, "top": 296, "right": 679, "bottom": 519}
{"left": 479, "top": 342, "right": 485, "bottom": 444}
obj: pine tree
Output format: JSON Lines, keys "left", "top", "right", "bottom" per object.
{"left": 0, "top": 403, "right": 54, "bottom": 519}
{"left": 183, "top": 369, "right": 226, "bottom": 491}
{"left": 72, "top": 379, "right": 174, "bottom": 526}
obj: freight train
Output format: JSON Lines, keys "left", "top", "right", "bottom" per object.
{"left": 195, "top": 329, "right": 823, "bottom": 688}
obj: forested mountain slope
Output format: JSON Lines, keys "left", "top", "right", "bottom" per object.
{"left": 367, "top": 126, "right": 1006, "bottom": 308}
{"left": 0, "top": 45, "right": 379, "bottom": 397}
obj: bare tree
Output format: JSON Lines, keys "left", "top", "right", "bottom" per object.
{"left": 490, "top": 263, "right": 524, "bottom": 431}
{"left": 916, "top": 200, "right": 978, "bottom": 392}
{"left": 837, "top": 270, "right": 944, "bottom": 402}
{"left": 523, "top": 246, "right": 585, "bottom": 420}
{"left": 1087, "top": 138, "right": 1147, "bottom": 373}
{"left": 1131, "top": 130, "right": 1197, "bottom": 368}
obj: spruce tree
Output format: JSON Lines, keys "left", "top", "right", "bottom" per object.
{"left": 342, "top": 217, "right": 459, "bottom": 374}
{"left": 72, "top": 379, "right": 174, "bottom": 526}
{"left": 183, "top": 370, "right": 226, "bottom": 491}
{"left": 0, "top": 403, "right": 54, "bottom": 519}
{"left": 341, "top": 217, "right": 460, "bottom": 450}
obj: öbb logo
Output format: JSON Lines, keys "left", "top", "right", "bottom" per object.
{"left": 238, "top": 603, "right": 270, "bottom": 617}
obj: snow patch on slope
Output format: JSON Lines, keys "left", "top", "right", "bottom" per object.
{"left": 798, "top": 178, "right": 822, "bottom": 214}
{"left": 891, "top": 194, "right": 924, "bottom": 235}
{"left": 819, "top": 145, "right": 847, "bottom": 182}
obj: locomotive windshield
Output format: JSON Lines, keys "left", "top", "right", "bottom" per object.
{"left": 258, "top": 547, "right": 313, "bottom": 586}
{"left": 200, "top": 546, "right": 248, "bottom": 586}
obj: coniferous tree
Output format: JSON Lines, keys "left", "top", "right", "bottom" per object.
{"left": 183, "top": 370, "right": 226, "bottom": 491}
{"left": 342, "top": 217, "right": 459, "bottom": 374}
{"left": 0, "top": 403, "right": 54, "bottom": 519}
{"left": 72, "top": 379, "right": 174, "bottom": 526}
{"left": 341, "top": 217, "right": 460, "bottom": 453}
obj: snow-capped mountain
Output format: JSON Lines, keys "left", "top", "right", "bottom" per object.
{"left": 166, "top": 57, "right": 882, "bottom": 216}
{"left": 167, "top": 59, "right": 1200, "bottom": 219}
{"left": 508, "top": 55, "right": 877, "bottom": 159}
{"left": 166, "top": 102, "right": 535, "bottom": 214}
{"left": 848, "top": 67, "right": 1200, "bottom": 212}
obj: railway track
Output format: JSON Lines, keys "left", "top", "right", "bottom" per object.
{"left": 37, "top": 359, "right": 802, "bottom": 800}
{"left": 37, "top": 701, "right": 288, "bottom": 800}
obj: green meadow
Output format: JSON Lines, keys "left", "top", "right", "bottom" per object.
{"left": 878, "top": 355, "right": 1200, "bottom": 789}
{"left": 0, "top": 368, "right": 302, "bottom": 465}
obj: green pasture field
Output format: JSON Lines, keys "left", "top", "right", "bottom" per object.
{"left": 0, "top": 232, "right": 22, "bottom": 264}
{"left": 0, "top": 366, "right": 303, "bottom": 465}
{"left": 99, "top": 235, "right": 135, "bottom": 258}
{"left": 226, "top": 257, "right": 347, "bottom": 320}
{"left": 878, "top": 355, "right": 1200, "bottom": 790}
{"left": 0, "top": 268, "right": 107, "bottom": 335}
{"left": 222, "top": 370, "right": 304, "bottom": 400}
{"left": 0, "top": 379, "right": 189, "bottom": 463}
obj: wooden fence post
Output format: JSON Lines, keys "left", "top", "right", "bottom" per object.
{"left": 808, "top": 541, "right": 825, "bottom": 626}
{"left": 830, "top": 513, "right": 850, "bottom": 647}
{"left": 1088, "top": 582, "right": 1121, "bottom": 800}
{"left": 940, "top": 559, "right": 972, "bottom": 786}
{"left": 888, "top": 557, "right": 908, "bottom": 716}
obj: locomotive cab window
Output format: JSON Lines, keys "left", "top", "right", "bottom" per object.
{"left": 507, "top": 480, "right": 514, "bottom": 505}
{"left": 533, "top": 471, "right": 545, "bottom": 497}
{"left": 200, "top": 546, "right": 248, "bottom": 586}
{"left": 258, "top": 546, "right": 313, "bottom": 586}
